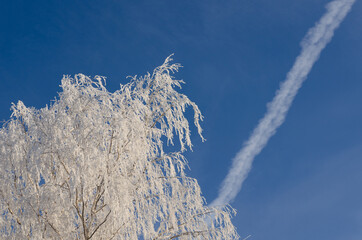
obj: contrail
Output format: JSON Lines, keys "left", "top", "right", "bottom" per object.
{"left": 211, "top": 0, "right": 355, "bottom": 206}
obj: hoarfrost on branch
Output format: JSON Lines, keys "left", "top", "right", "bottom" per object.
{"left": 0, "top": 56, "right": 239, "bottom": 239}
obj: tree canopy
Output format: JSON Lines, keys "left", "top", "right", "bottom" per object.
{"left": 0, "top": 56, "right": 239, "bottom": 239}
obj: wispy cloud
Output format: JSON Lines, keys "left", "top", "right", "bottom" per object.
{"left": 211, "top": 0, "right": 356, "bottom": 206}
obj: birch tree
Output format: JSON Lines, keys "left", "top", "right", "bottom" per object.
{"left": 0, "top": 56, "right": 239, "bottom": 239}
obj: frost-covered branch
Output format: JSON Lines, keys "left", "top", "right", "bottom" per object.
{"left": 0, "top": 56, "right": 238, "bottom": 239}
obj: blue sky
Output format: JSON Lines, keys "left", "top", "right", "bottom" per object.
{"left": 1, "top": 0, "right": 361, "bottom": 239}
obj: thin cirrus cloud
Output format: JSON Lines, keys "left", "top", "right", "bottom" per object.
{"left": 210, "top": 0, "right": 356, "bottom": 207}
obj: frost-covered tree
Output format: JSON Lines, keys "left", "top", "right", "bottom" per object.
{"left": 0, "top": 56, "right": 239, "bottom": 239}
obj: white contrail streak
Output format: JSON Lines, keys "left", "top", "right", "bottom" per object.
{"left": 211, "top": 0, "right": 355, "bottom": 206}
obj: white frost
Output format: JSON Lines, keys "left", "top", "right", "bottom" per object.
{"left": 0, "top": 56, "right": 238, "bottom": 239}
